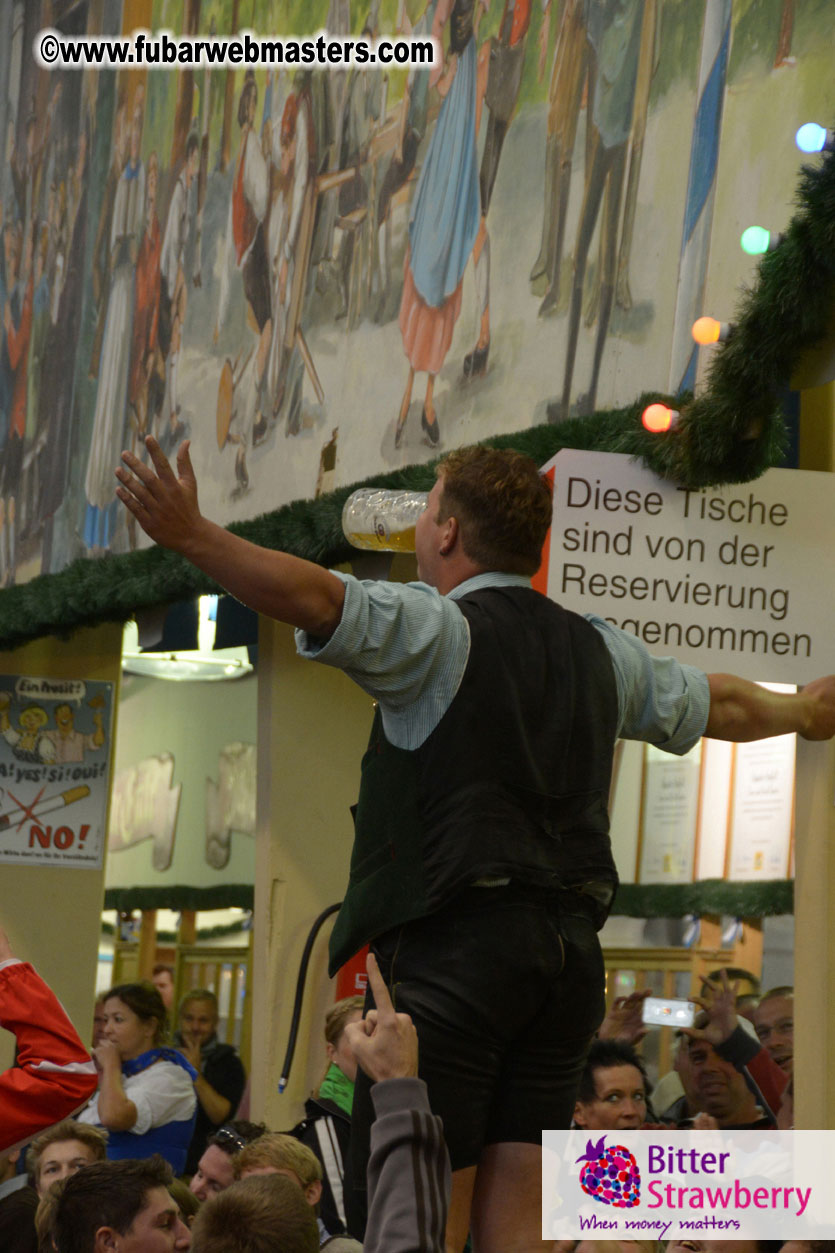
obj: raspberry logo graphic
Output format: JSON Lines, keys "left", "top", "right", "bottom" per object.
{"left": 576, "top": 1135, "right": 641, "bottom": 1208}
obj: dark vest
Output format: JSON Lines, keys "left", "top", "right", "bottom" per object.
{"left": 328, "top": 586, "right": 620, "bottom": 973}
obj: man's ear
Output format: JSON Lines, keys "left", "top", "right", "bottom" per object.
{"left": 94, "top": 1228, "right": 121, "bottom": 1253}
{"left": 439, "top": 514, "right": 458, "bottom": 556}
{"left": 305, "top": 1179, "right": 323, "bottom": 1208}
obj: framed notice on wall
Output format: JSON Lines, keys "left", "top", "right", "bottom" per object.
{"left": 636, "top": 741, "right": 702, "bottom": 884}
{"left": 726, "top": 733, "right": 795, "bottom": 880}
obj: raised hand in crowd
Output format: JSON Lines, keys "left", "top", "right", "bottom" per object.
{"left": 343, "top": 954, "right": 419, "bottom": 1083}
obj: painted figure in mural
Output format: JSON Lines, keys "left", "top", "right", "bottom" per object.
{"left": 319, "top": 0, "right": 354, "bottom": 264}
{"left": 21, "top": 222, "right": 49, "bottom": 542}
{"left": 0, "top": 216, "right": 33, "bottom": 586}
{"left": 332, "top": 11, "right": 383, "bottom": 325}
{"left": 531, "top": 0, "right": 589, "bottom": 314}
{"left": 265, "top": 90, "right": 313, "bottom": 430}
{"left": 551, "top": 0, "right": 647, "bottom": 423}
{"left": 38, "top": 120, "right": 90, "bottom": 570}
{"left": 462, "top": 0, "right": 533, "bottom": 381}
{"left": 89, "top": 101, "right": 128, "bottom": 382}
{"left": 216, "top": 72, "right": 272, "bottom": 491}
{"left": 42, "top": 700, "right": 105, "bottom": 765}
{"left": 127, "top": 152, "right": 162, "bottom": 469}
{"left": 159, "top": 132, "right": 199, "bottom": 455}
{"left": 375, "top": 0, "right": 437, "bottom": 301}
{"left": 0, "top": 697, "right": 55, "bottom": 764}
{"left": 82, "top": 90, "right": 145, "bottom": 552}
{"left": 395, "top": 0, "right": 486, "bottom": 450}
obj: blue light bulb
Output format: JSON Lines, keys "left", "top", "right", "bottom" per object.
{"left": 796, "top": 123, "right": 827, "bottom": 154}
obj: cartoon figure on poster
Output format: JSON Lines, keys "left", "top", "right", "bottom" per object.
{"left": 0, "top": 677, "right": 114, "bottom": 869}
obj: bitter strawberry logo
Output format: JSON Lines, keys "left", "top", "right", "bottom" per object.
{"left": 576, "top": 1136, "right": 641, "bottom": 1208}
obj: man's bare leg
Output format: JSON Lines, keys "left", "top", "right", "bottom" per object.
{"left": 445, "top": 1165, "right": 477, "bottom": 1252}
{"left": 470, "top": 1142, "right": 554, "bottom": 1253}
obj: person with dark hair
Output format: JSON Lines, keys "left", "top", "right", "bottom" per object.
{"left": 573, "top": 1039, "right": 651, "bottom": 1131}
{"left": 151, "top": 965, "right": 175, "bottom": 1012}
{"left": 116, "top": 434, "right": 835, "bottom": 1251}
{"left": 174, "top": 989, "right": 246, "bottom": 1177}
{"left": 752, "top": 986, "right": 794, "bottom": 1075}
{"left": 51, "top": 1155, "right": 191, "bottom": 1253}
{"left": 292, "top": 995, "right": 364, "bottom": 1238}
{"left": 77, "top": 982, "right": 197, "bottom": 1173}
{"left": 189, "top": 1120, "right": 267, "bottom": 1203}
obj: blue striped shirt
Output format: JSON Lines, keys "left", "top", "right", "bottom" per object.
{"left": 296, "top": 571, "right": 710, "bottom": 753}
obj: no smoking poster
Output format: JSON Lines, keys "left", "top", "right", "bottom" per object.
{"left": 0, "top": 676, "right": 114, "bottom": 869}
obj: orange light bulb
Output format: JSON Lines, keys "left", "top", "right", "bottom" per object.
{"left": 642, "top": 404, "right": 678, "bottom": 434}
{"left": 692, "top": 316, "right": 721, "bottom": 345}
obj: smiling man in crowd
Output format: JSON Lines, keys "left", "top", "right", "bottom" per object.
{"left": 175, "top": 990, "right": 247, "bottom": 1176}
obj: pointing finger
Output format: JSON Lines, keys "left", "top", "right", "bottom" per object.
{"left": 366, "top": 952, "right": 394, "bottom": 1018}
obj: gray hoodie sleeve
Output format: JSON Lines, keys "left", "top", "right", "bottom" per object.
{"left": 364, "top": 1077, "right": 451, "bottom": 1253}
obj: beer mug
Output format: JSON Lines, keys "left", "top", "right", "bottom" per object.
{"left": 342, "top": 488, "right": 428, "bottom": 553}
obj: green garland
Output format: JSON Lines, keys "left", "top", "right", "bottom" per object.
{"left": 100, "top": 879, "right": 792, "bottom": 918}
{"left": 2, "top": 144, "right": 833, "bottom": 652}
{"left": 613, "top": 879, "right": 793, "bottom": 920}
{"left": 104, "top": 884, "right": 254, "bottom": 912}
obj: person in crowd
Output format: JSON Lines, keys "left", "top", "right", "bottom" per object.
{"left": 0, "top": 924, "right": 97, "bottom": 1151}
{"left": 192, "top": 953, "right": 448, "bottom": 1253}
{"left": 190, "top": 1175, "right": 317, "bottom": 1253}
{"left": 188, "top": 1121, "right": 267, "bottom": 1204}
{"left": 572, "top": 1040, "right": 652, "bottom": 1131}
{"left": 51, "top": 1155, "right": 191, "bottom": 1252}
{"left": 235, "top": 1133, "right": 360, "bottom": 1251}
{"left": 342, "top": 953, "right": 449, "bottom": 1253}
{"left": 168, "top": 1177, "right": 201, "bottom": 1229}
{"left": 676, "top": 972, "right": 788, "bottom": 1129}
{"left": 752, "top": 985, "right": 794, "bottom": 1075}
{"left": 152, "top": 965, "right": 176, "bottom": 1013}
{"left": 0, "top": 1145, "right": 38, "bottom": 1253}
{"left": 292, "top": 995, "right": 364, "bottom": 1238}
{"left": 26, "top": 1121, "right": 107, "bottom": 1198}
{"left": 92, "top": 995, "right": 108, "bottom": 1049}
{"left": 174, "top": 989, "right": 247, "bottom": 1177}
{"left": 115, "top": 436, "right": 835, "bottom": 1252}
{"left": 668, "top": 1242, "right": 785, "bottom": 1253}
{"left": 77, "top": 982, "right": 197, "bottom": 1174}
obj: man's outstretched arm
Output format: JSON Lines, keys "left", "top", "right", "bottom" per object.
{"left": 116, "top": 437, "right": 346, "bottom": 638}
{"left": 706, "top": 673, "right": 835, "bottom": 742}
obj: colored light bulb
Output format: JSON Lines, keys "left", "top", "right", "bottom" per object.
{"left": 692, "top": 317, "right": 721, "bottom": 345}
{"left": 741, "top": 226, "right": 771, "bottom": 255}
{"left": 642, "top": 404, "right": 679, "bottom": 434}
{"left": 796, "top": 122, "right": 827, "bottom": 154}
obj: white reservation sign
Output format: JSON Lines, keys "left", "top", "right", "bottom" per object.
{"left": 543, "top": 450, "right": 835, "bottom": 684}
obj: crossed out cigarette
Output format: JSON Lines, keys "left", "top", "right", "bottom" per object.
{"left": 0, "top": 785, "right": 91, "bottom": 830}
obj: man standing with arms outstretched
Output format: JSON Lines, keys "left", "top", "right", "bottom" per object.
{"left": 117, "top": 436, "right": 835, "bottom": 1253}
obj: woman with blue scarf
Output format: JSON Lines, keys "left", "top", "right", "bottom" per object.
{"left": 77, "top": 982, "right": 197, "bottom": 1174}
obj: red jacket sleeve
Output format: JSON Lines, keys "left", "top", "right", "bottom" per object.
{"left": 0, "top": 960, "right": 98, "bottom": 1150}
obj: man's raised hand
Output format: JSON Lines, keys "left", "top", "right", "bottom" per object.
{"left": 115, "top": 436, "right": 203, "bottom": 555}
{"left": 343, "top": 953, "right": 419, "bottom": 1083}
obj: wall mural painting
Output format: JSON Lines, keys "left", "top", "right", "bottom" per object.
{"left": 108, "top": 752, "right": 182, "bottom": 870}
{"left": 205, "top": 741, "right": 256, "bottom": 869}
{"left": 0, "top": 0, "right": 832, "bottom": 586}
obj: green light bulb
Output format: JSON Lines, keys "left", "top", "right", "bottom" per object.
{"left": 741, "top": 226, "right": 770, "bottom": 255}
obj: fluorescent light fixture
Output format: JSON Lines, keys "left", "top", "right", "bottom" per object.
{"left": 122, "top": 599, "right": 253, "bottom": 681}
